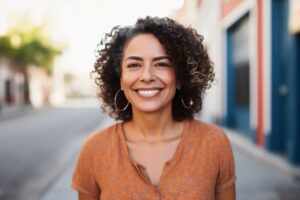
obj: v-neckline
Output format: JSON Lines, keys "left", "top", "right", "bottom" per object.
{"left": 117, "top": 120, "right": 190, "bottom": 186}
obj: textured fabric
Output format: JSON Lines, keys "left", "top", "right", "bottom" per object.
{"left": 71, "top": 120, "right": 236, "bottom": 200}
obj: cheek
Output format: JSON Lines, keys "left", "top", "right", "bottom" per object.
{"left": 120, "top": 77, "right": 128, "bottom": 91}
{"left": 120, "top": 70, "right": 129, "bottom": 90}
{"left": 120, "top": 74, "right": 131, "bottom": 88}
{"left": 120, "top": 78, "right": 131, "bottom": 102}
{"left": 120, "top": 73, "right": 138, "bottom": 93}
{"left": 121, "top": 70, "right": 141, "bottom": 86}
{"left": 163, "top": 72, "right": 177, "bottom": 89}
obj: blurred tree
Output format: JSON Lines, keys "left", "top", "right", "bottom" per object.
{"left": 0, "top": 18, "right": 63, "bottom": 104}
{"left": 0, "top": 35, "right": 15, "bottom": 58}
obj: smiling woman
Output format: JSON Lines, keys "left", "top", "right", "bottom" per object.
{"left": 121, "top": 34, "right": 177, "bottom": 115}
{"left": 71, "top": 16, "right": 236, "bottom": 200}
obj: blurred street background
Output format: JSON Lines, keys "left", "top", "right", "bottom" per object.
{"left": 0, "top": 0, "right": 300, "bottom": 199}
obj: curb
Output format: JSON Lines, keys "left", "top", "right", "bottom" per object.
{"left": 224, "top": 128, "right": 300, "bottom": 180}
{"left": 17, "top": 134, "right": 87, "bottom": 200}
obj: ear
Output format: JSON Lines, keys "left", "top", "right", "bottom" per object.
{"left": 120, "top": 79, "right": 124, "bottom": 91}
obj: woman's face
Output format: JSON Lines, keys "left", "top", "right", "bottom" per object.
{"left": 120, "top": 33, "right": 177, "bottom": 115}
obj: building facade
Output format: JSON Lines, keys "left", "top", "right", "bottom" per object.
{"left": 221, "top": 0, "right": 300, "bottom": 165}
{"left": 173, "top": 0, "right": 300, "bottom": 165}
{"left": 0, "top": 58, "right": 25, "bottom": 108}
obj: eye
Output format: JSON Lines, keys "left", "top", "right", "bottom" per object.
{"left": 127, "top": 63, "right": 141, "bottom": 68}
{"left": 156, "top": 62, "right": 171, "bottom": 67}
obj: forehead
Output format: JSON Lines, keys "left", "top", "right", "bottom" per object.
{"left": 123, "top": 34, "right": 167, "bottom": 58}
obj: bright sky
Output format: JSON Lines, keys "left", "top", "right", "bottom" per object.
{"left": 1, "top": 0, "right": 184, "bottom": 77}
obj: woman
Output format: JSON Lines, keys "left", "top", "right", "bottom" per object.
{"left": 71, "top": 16, "right": 236, "bottom": 200}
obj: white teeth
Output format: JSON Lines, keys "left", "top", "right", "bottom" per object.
{"left": 137, "top": 89, "right": 160, "bottom": 96}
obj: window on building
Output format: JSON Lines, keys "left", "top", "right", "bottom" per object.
{"left": 232, "top": 16, "right": 250, "bottom": 107}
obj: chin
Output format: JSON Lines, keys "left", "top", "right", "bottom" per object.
{"left": 132, "top": 103, "right": 171, "bottom": 114}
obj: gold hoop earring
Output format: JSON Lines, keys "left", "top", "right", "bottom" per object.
{"left": 114, "top": 89, "right": 129, "bottom": 112}
{"left": 181, "top": 97, "right": 193, "bottom": 109}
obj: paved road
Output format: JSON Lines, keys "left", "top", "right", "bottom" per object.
{"left": 234, "top": 144, "right": 300, "bottom": 200}
{"left": 0, "top": 104, "right": 107, "bottom": 200}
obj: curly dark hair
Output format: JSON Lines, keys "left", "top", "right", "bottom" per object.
{"left": 92, "top": 16, "right": 215, "bottom": 121}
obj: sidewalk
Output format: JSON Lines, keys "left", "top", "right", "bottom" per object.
{"left": 41, "top": 116, "right": 116, "bottom": 200}
{"left": 225, "top": 129, "right": 300, "bottom": 200}
{"left": 42, "top": 127, "right": 300, "bottom": 200}
{"left": 41, "top": 151, "right": 79, "bottom": 200}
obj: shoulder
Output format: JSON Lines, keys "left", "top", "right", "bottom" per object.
{"left": 186, "top": 119, "right": 231, "bottom": 148}
{"left": 188, "top": 119, "right": 225, "bottom": 139}
{"left": 80, "top": 123, "right": 120, "bottom": 154}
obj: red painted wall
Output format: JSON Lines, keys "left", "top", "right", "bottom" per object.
{"left": 221, "top": 0, "right": 244, "bottom": 18}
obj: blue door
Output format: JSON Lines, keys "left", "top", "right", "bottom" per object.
{"left": 268, "top": 0, "right": 289, "bottom": 153}
{"left": 270, "top": 0, "right": 300, "bottom": 164}
{"left": 225, "top": 14, "right": 251, "bottom": 138}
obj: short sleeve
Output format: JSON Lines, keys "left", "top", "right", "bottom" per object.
{"left": 71, "top": 136, "right": 101, "bottom": 198}
{"left": 216, "top": 131, "right": 236, "bottom": 193}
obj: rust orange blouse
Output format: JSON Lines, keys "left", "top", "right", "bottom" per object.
{"left": 71, "top": 120, "right": 236, "bottom": 199}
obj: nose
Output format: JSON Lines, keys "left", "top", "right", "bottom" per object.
{"left": 140, "top": 64, "right": 154, "bottom": 82}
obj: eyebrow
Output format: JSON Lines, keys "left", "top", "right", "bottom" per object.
{"left": 125, "top": 56, "right": 171, "bottom": 61}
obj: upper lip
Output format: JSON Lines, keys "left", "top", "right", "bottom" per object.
{"left": 134, "top": 87, "right": 163, "bottom": 91}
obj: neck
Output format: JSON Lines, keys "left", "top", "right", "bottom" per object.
{"left": 124, "top": 107, "right": 181, "bottom": 142}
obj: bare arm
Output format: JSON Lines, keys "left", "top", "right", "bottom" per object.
{"left": 78, "top": 192, "right": 98, "bottom": 200}
{"left": 216, "top": 184, "right": 236, "bottom": 200}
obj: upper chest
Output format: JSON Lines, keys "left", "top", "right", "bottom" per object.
{"left": 127, "top": 139, "right": 181, "bottom": 166}
{"left": 126, "top": 139, "right": 181, "bottom": 185}
{"left": 97, "top": 136, "right": 219, "bottom": 199}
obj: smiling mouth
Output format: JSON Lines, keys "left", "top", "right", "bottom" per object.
{"left": 136, "top": 89, "right": 161, "bottom": 97}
